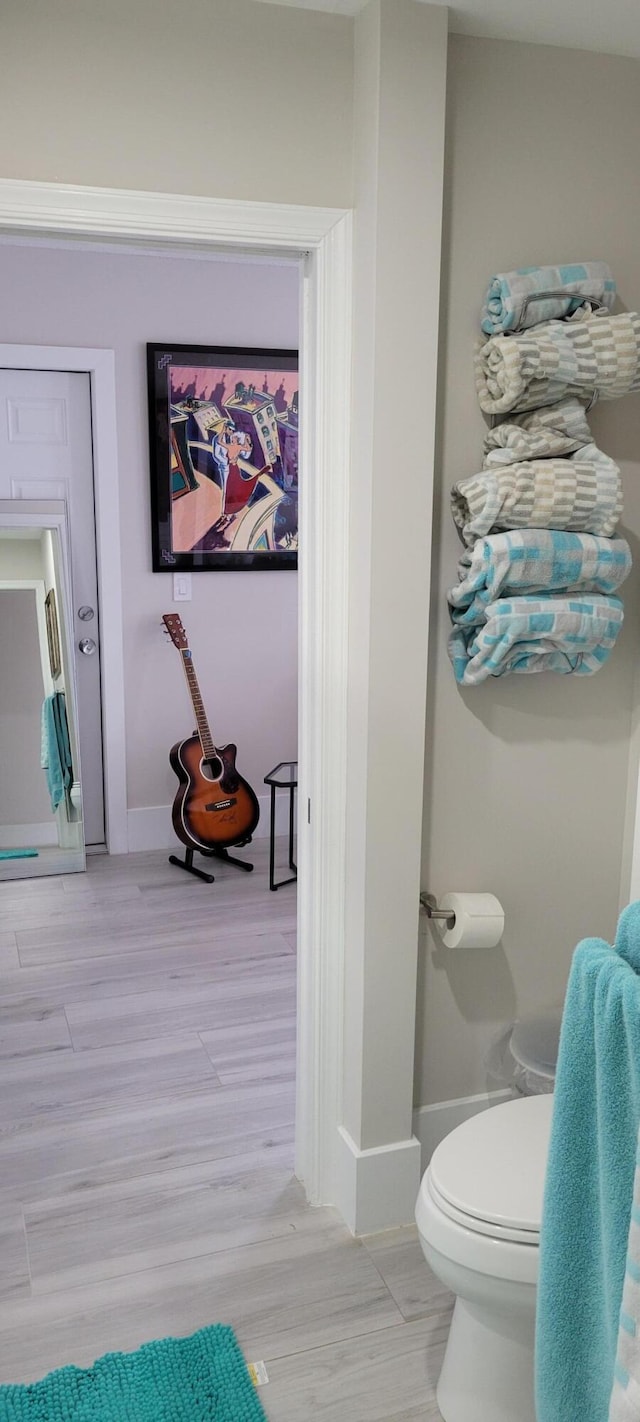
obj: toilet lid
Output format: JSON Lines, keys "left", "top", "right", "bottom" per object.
{"left": 429, "top": 1094, "right": 554, "bottom": 1236}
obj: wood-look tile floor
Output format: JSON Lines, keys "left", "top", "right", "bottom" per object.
{"left": 0, "top": 844, "right": 450, "bottom": 1418}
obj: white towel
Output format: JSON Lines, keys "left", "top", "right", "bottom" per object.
{"left": 483, "top": 398, "right": 592, "bottom": 466}
{"left": 610, "top": 1135, "right": 640, "bottom": 1419}
{"left": 475, "top": 310, "right": 640, "bottom": 416}
{"left": 451, "top": 445, "right": 623, "bottom": 547}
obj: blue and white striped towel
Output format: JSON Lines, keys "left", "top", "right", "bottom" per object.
{"left": 448, "top": 594, "right": 624, "bottom": 685}
{"left": 448, "top": 530, "right": 631, "bottom": 630}
{"left": 481, "top": 261, "right": 616, "bottom": 335}
{"left": 536, "top": 903, "right": 640, "bottom": 1422}
{"left": 610, "top": 1136, "right": 640, "bottom": 1420}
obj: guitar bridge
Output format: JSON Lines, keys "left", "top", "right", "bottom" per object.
{"left": 205, "top": 798, "right": 237, "bottom": 812}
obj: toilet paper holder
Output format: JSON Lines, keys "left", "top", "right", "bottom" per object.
{"left": 420, "top": 892, "right": 456, "bottom": 929}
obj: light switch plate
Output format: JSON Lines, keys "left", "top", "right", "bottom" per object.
{"left": 173, "top": 572, "right": 192, "bottom": 602}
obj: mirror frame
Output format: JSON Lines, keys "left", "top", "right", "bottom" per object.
{"left": 0, "top": 499, "right": 85, "bottom": 875}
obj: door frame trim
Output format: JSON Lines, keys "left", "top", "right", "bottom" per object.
{"left": 0, "top": 178, "right": 352, "bottom": 1206}
{"left": 0, "top": 344, "right": 128, "bottom": 853}
{"left": 0, "top": 502, "right": 86, "bottom": 871}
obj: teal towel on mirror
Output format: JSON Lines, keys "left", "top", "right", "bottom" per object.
{"left": 535, "top": 902, "right": 640, "bottom": 1422}
{"left": 0, "top": 849, "right": 38, "bottom": 860}
{"left": 40, "top": 693, "right": 72, "bottom": 813}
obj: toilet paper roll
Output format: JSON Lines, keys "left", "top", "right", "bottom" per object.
{"left": 436, "top": 892, "right": 504, "bottom": 949}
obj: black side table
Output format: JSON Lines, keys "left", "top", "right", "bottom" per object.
{"left": 264, "top": 761, "right": 298, "bottom": 891}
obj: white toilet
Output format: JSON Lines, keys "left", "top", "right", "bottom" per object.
{"left": 415, "top": 1092, "right": 554, "bottom": 1422}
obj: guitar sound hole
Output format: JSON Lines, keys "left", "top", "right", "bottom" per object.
{"left": 201, "top": 756, "right": 223, "bottom": 781}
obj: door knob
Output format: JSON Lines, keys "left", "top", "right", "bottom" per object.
{"left": 78, "top": 637, "right": 96, "bottom": 656}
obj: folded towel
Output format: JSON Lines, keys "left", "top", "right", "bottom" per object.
{"left": 475, "top": 310, "right": 640, "bottom": 415}
{"left": 448, "top": 531, "right": 631, "bottom": 628}
{"left": 536, "top": 903, "right": 640, "bottom": 1422}
{"left": 481, "top": 261, "right": 616, "bottom": 335}
{"left": 483, "top": 397, "right": 593, "bottom": 465}
{"left": 451, "top": 450, "right": 624, "bottom": 546}
{"left": 609, "top": 1132, "right": 640, "bottom": 1420}
{"left": 448, "top": 594, "right": 623, "bottom": 684}
{"left": 41, "top": 692, "right": 73, "bottom": 813}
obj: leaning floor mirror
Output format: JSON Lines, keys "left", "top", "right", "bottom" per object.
{"left": 0, "top": 502, "right": 85, "bottom": 879}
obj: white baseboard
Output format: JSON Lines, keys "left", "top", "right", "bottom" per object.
{"left": 413, "top": 1088, "right": 515, "bottom": 1171}
{"left": 127, "top": 793, "right": 294, "bottom": 853}
{"left": 334, "top": 1126, "right": 423, "bottom": 1236}
{"left": 0, "top": 821, "right": 58, "bottom": 849}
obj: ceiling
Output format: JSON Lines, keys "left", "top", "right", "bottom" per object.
{"left": 253, "top": 0, "right": 640, "bottom": 62}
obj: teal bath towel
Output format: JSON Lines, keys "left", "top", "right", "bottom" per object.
{"left": 40, "top": 692, "right": 73, "bottom": 813}
{"left": 536, "top": 902, "right": 640, "bottom": 1422}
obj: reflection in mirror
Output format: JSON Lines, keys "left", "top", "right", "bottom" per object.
{"left": 0, "top": 523, "right": 85, "bottom": 879}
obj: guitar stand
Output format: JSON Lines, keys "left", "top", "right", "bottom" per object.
{"left": 169, "top": 841, "right": 254, "bottom": 885}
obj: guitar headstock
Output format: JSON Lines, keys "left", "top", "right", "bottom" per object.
{"left": 162, "top": 613, "right": 189, "bottom": 651}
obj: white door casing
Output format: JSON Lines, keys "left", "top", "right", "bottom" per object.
{"left": 0, "top": 501, "right": 86, "bottom": 874}
{"left": 0, "top": 342, "right": 127, "bottom": 855}
{"left": 0, "top": 369, "right": 105, "bottom": 844}
{"left": 0, "top": 178, "right": 352, "bottom": 1207}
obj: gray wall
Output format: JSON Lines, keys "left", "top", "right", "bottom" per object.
{"left": 0, "top": 0, "right": 354, "bottom": 209}
{"left": 0, "top": 587, "right": 51, "bottom": 827}
{"left": 0, "top": 241, "right": 299, "bottom": 808}
{"left": 417, "top": 34, "right": 640, "bottom": 1107}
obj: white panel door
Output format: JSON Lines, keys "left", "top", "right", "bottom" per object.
{"left": 0, "top": 369, "right": 105, "bottom": 845}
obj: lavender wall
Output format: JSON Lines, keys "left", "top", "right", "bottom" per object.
{"left": 0, "top": 239, "right": 299, "bottom": 817}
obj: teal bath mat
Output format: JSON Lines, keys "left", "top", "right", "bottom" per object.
{"left": 0, "top": 1325, "right": 267, "bottom": 1421}
{"left": 0, "top": 849, "right": 38, "bottom": 860}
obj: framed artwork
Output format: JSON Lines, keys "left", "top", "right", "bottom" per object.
{"left": 44, "top": 587, "right": 62, "bottom": 680}
{"left": 147, "top": 343, "right": 299, "bottom": 571}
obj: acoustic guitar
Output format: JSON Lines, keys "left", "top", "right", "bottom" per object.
{"left": 162, "top": 613, "right": 260, "bottom": 852}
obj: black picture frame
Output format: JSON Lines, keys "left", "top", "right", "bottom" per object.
{"left": 44, "top": 587, "right": 62, "bottom": 680}
{"left": 147, "top": 343, "right": 299, "bottom": 572}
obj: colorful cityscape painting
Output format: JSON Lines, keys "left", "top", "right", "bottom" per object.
{"left": 148, "top": 344, "right": 299, "bottom": 571}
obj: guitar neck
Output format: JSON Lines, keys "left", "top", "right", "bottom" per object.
{"left": 180, "top": 651, "right": 216, "bottom": 759}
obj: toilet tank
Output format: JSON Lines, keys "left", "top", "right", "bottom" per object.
{"left": 488, "top": 1009, "right": 563, "bottom": 1097}
{"left": 509, "top": 1010, "right": 563, "bottom": 1095}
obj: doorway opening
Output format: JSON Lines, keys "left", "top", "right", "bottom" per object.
{"left": 0, "top": 180, "right": 352, "bottom": 1210}
{"left": 0, "top": 240, "right": 302, "bottom": 1199}
{"left": 0, "top": 504, "right": 85, "bottom": 879}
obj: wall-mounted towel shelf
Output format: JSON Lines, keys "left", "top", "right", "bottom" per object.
{"left": 511, "top": 286, "right": 607, "bottom": 335}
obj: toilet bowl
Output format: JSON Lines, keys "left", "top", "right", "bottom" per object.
{"left": 415, "top": 1093, "right": 553, "bottom": 1422}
